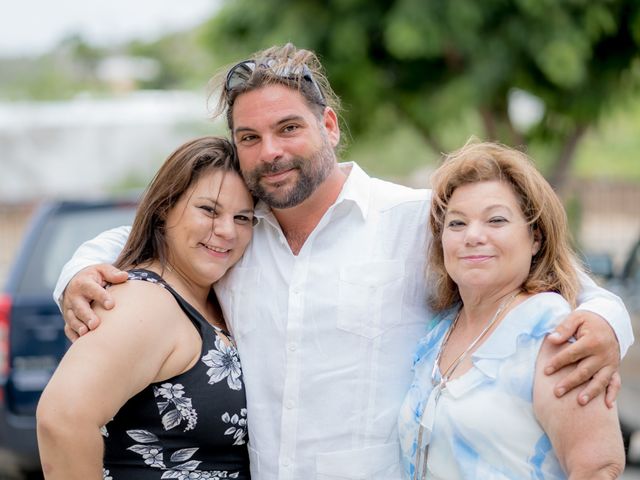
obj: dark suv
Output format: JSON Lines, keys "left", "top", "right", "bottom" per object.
{"left": 612, "top": 236, "right": 640, "bottom": 465}
{"left": 586, "top": 236, "right": 640, "bottom": 465}
{"left": 0, "top": 199, "right": 137, "bottom": 478}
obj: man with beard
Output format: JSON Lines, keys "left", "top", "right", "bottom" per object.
{"left": 55, "top": 44, "right": 633, "bottom": 480}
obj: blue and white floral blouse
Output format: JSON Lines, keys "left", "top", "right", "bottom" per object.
{"left": 398, "top": 292, "right": 571, "bottom": 479}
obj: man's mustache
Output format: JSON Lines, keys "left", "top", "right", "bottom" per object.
{"left": 253, "top": 158, "right": 300, "bottom": 177}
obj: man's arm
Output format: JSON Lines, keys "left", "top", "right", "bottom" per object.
{"left": 53, "top": 226, "right": 131, "bottom": 306}
{"left": 53, "top": 226, "right": 130, "bottom": 339}
{"left": 546, "top": 268, "right": 633, "bottom": 406}
{"left": 574, "top": 268, "right": 633, "bottom": 356}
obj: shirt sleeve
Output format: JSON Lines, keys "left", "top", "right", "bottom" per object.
{"left": 575, "top": 267, "right": 634, "bottom": 357}
{"left": 52, "top": 226, "right": 132, "bottom": 309}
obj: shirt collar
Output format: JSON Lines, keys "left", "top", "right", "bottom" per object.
{"left": 253, "top": 161, "right": 372, "bottom": 222}
{"left": 335, "top": 162, "right": 371, "bottom": 220}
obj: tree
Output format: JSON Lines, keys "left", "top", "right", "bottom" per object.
{"left": 201, "top": 0, "right": 640, "bottom": 191}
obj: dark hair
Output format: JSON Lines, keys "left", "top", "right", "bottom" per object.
{"left": 428, "top": 140, "right": 580, "bottom": 310}
{"left": 114, "top": 136, "right": 239, "bottom": 270}
{"left": 209, "top": 43, "right": 342, "bottom": 132}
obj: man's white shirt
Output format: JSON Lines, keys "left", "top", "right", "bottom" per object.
{"left": 55, "top": 162, "right": 633, "bottom": 480}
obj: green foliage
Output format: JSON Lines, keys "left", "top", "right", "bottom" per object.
{"left": 1, "top": 1, "right": 638, "bottom": 186}
{"left": 201, "top": 0, "right": 640, "bottom": 188}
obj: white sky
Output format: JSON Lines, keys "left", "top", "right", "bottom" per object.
{"left": 0, "top": 0, "right": 220, "bottom": 57}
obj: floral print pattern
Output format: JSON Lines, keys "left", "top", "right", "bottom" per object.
{"left": 201, "top": 337, "right": 243, "bottom": 390}
{"left": 125, "top": 429, "right": 242, "bottom": 479}
{"left": 398, "top": 293, "right": 570, "bottom": 479}
{"left": 102, "top": 269, "right": 249, "bottom": 478}
{"left": 221, "top": 409, "right": 248, "bottom": 446}
{"left": 154, "top": 383, "right": 198, "bottom": 432}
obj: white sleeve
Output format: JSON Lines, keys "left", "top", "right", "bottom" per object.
{"left": 52, "top": 226, "right": 132, "bottom": 309}
{"left": 575, "top": 268, "right": 634, "bottom": 358}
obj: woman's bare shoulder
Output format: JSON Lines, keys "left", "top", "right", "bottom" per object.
{"left": 95, "top": 277, "right": 183, "bottom": 326}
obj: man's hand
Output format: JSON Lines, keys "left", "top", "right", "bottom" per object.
{"left": 544, "top": 310, "right": 621, "bottom": 408}
{"left": 61, "top": 264, "right": 128, "bottom": 341}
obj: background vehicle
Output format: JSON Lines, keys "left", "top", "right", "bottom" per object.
{"left": 0, "top": 199, "right": 137, "bottom": 478}
{"left": 613, "top": 236, "right": 640, "bottom": 465}
{"left": 585, "top": 236, "right": 640, "bottom": 466}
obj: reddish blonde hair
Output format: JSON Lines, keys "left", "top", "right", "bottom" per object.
{"left": 428, "top": 141, "right": 580, "bottom": 310}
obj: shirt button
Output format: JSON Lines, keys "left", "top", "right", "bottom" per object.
{"left": 288, "top": 343, "right": 297, "bottom": 351}
{"left": 286, "top": 400, "right": 295, "bottom": 409}
{"left": 282, "top": 459, "right": 291, "bottom": 467}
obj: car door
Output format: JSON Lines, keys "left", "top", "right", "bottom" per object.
{"left": 4, "top": 201, "right": 137, "bottom": 417}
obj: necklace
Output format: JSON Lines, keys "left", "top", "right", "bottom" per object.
{"left": 412, "top": 289, "right": 520, "bottom": 480}
{"left": 431, "top": 289, "right": 520, "bottom": 390}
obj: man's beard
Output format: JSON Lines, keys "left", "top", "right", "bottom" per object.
{"left": 242, "top": 137, "right": 336, "bottom": 209}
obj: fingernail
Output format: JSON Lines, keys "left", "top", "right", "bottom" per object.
{"left": 580, "top": 394, "right": 589, "bottom": 404}
{"left": 88, "top": 319, "right": 97, "bottom": 329}
{"left": 104, "top": 299, "right": 113, "bottom": 309}
{"left": 548, "top": 332, "right": 561, "bottom": 340}
{"left": 78, "top": 326, "right": 88, "bottom": 335}
{"left": 556, "top": 387, "right": 566, "bottom": 396}
{"left": 544, "top": 366, "right": 554, "bottom": 375}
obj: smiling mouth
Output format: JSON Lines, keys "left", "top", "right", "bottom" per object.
{"left": 461, "top": 255, "right": 493, "bottom": 261}
{"left": 262, "top": 168, "right": 295, "bottom": 183}
{"left": 202, "top": 244, "right": 230, "bottom": 254}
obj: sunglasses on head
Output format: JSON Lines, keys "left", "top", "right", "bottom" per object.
{"left": 225, "top": 58, "right": 326, "bottom": 106}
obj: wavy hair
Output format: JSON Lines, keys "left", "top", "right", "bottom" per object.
{"left": 427, "top": 140, "right": 580, "bottom": 311}
{"left": 209, "top": 43, "right": 342, "bottom": 134}
{"left": 114, "top": 136, "right": 239, "bottom": 271}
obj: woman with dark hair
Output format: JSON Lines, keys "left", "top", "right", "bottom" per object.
{"left": 398, "top": 141, "right": 625, "bottom": 479}
{"left": 37, "top": 136, "right": 254, "bottom": 479}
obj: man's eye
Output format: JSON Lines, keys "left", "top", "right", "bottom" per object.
{"left": 239, "top": 134, "right": 257, "bottom": 143}
{"left": 282, "top": 124, "right": 299, "bottom": 133}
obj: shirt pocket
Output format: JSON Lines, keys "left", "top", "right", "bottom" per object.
{"left": 315, "top": 442, "right": 400, "bottom": 479}
{"left": 337, "top": 261, "right": 405, "bottom": 339}
{"left": 221, "top": 266, "right": 261, "bottom": 340}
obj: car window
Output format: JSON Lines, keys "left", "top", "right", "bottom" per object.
{"left": 625, "top": 241, "right": 640, "bottom": 283}
{"left": 16, "top": 206, "right": 136, "bottom": 296}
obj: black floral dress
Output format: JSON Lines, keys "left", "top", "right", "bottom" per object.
{"left": 101, "top": 269, "right": 250, "bottom": 480}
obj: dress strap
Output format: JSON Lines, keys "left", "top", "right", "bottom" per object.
{"left": 126, "top": 268, "right": 231, "bottom": 338}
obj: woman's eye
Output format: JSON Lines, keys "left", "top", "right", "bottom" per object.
{"left": 199, "top": 206, "right": 217, "bottom": 215}
{"left": 234, "top": 215, "right": 256, "bottom": 225}
{"left": 447, "top": 220, "right": 465, "bottom": 228}
{"left": 489, "top": 217, "right": 507, "bottom": 224}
